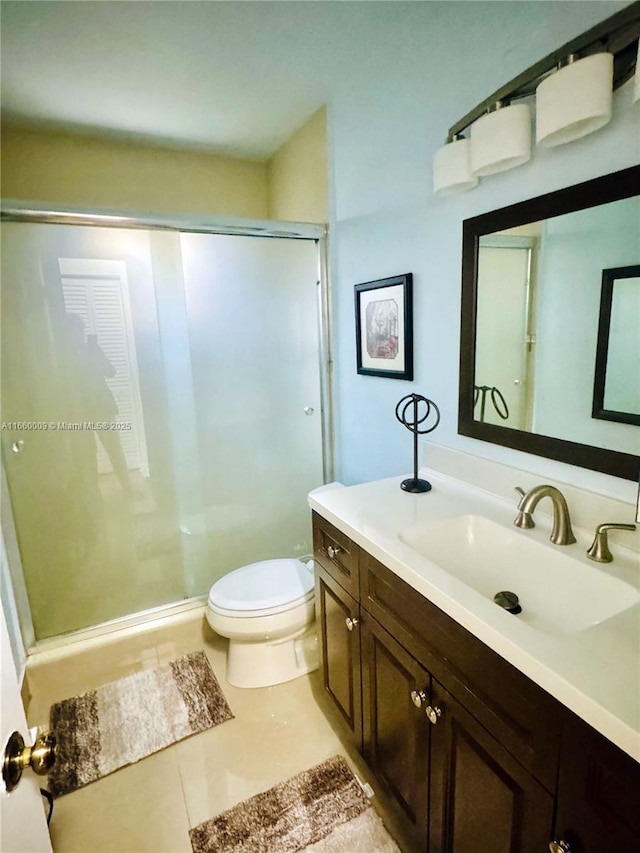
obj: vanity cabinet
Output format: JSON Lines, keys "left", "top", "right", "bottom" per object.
{"left": 312, "top": 512, "right": 640, "bottom": 852}
{"left": 313, "top": 511, "right": 559, "bottom": 852}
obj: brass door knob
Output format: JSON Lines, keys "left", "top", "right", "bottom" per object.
{"left": 2, "top": 730, "right": 57, "bottom": 792}
{"left": 345, "top": 616, "right": 359, "bottom": 631}
{"left": 549, "top": 842, "right": 571, "bottom": 853}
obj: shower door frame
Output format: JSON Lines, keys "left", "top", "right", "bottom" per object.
{"left": 0, "top": 201, "right": 334, "bottom": 653}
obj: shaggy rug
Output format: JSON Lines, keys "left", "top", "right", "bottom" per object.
{"left": 48, "top": 650, "right": 233, "bottom": 797}
{"left": 189, "top": 755, "right": 400, "bottom": 853}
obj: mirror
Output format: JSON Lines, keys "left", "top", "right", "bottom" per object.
{"left": 592, "top": 265, "right": 640, "bottom": 426}
{"left": 459, "top": 165, "right": 640, "bottom": 481}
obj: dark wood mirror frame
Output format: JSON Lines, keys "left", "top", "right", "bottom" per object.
{"left": 459, "top": 165, "right": 640, "bottom": 482}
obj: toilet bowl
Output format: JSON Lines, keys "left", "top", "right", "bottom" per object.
{"left": 206, "top": 558, "right": 318, "bottom": 688}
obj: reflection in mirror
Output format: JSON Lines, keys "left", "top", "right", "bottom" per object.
{"left": 476, "top": 231, "right": 538, "bottom": 430}
{"left": 459, "top": 166, "right": 640, "bottom": 481}
{"left": 592, "top": 265, "right": 640, "bottom": 426}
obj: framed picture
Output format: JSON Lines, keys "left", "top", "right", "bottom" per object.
{"left": 354, "top": 273, "right": 413, "bottom": 380}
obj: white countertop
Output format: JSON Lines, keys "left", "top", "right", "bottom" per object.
{"left": 309, "top": 471, "right": 640, "bottom": 762}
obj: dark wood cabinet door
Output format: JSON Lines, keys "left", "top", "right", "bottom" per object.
{"left": 361, "top": 613, "right": 431, "bottom": 851}
{"left": 428, "top": 679, "right": 554, "bottom": 853}
{"left": 315, "top": 566, "right": 363, "bottom": 749}
{"left": 552, "top": 712, "right": 640, "bottom": 853}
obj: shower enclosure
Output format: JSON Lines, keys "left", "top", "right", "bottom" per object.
{"left": 1, "top": 212, "right": 330, "bottom": 643}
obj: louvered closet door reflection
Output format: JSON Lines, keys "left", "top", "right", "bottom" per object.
{"left": 59, "top": 258, "right": 148, "bottom": 476}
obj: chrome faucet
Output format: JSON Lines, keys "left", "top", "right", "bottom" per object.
{"left": 514, "top": 484, "right": 576, "bottom": 546}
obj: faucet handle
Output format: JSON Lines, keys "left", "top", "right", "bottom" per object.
{"left": 587, "top": 522, "right": 636, "bottom": 563}
{"left": 513, "top": 487, "right": 535, "bottom": 529}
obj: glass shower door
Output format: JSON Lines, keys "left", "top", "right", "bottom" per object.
{"left": 176, "top": 233, "right": 323, "bottom": 595}
{"left": 1, "top": 218, "right": 327, "bottom": 641}
{"left": 1, "top": 222, "right": 187, "bottom": 640}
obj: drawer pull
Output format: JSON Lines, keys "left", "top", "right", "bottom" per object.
{"left": 549, "top": 843, "right": 571, "bottom": 853}
{"left": 426, "top": 705, "right": 442, "bottom": 725}
{"left": 410, "top": 690, "right": 428, "bottom": 708}
{"left": 345, "top": 616, "right": 359, "bottom": 631}
{"left": 327, "top": 544, "right": 342, "bottom": 560}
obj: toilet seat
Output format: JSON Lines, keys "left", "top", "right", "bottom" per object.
{"left": 208, "top": 558, "right": 314, "bottom": 618}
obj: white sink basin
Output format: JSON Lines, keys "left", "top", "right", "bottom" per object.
{"left": 399, "top": 514, "right": 640, "bottom": 636}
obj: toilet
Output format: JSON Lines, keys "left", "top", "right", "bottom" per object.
{"left": 206, "top": 558, "right": 318, "bottom": 688}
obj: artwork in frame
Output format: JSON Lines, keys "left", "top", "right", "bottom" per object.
{"left": 355, "top": 273, "right": 413, "bottom": 380}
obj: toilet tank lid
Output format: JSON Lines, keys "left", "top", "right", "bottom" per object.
{"left": 208, "top": 558, "right": 314, "bottom": 612}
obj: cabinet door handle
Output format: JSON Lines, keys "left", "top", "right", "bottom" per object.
{"left": 345, "top": 616, "right": 359, "bottom": 631}
{"left": 426, "top": 705, "right": 442, "bottom": 725}
{"left": 549, "top": 843, "right": 571, "bottom": 853}
{"left": 327, "top": 544, "right": 342, "bottom": 560}
{"left": 410, "top": 690, "right": 428, "bottom": 708}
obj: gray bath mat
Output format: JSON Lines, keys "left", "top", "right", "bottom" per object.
{"left": 189, "top": 755, "right": 400, "bottom": 853}
{"left": 48, "top": 650, "right": 233, "bottom": 797}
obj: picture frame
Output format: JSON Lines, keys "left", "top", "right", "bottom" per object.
{"left": 354, "top": 273, "right": 413, "bottom": 380}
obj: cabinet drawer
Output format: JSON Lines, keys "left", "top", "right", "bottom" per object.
{"left": 312, "top": 511, "right": 359, "bottom": 598}
{"left": 360, "top": 549, "right": 562, "bottom": 793}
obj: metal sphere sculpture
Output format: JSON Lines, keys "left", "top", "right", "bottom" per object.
{"left": 395, "top": 393, "right": 441, "bottom": 493}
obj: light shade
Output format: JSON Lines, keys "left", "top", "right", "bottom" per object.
{"left": 633, "top": 40, "right": 640, "bottom": 105}
{"left": 470, "top": 104, "right": 531, "bottom": 177}
{"left": 433, "top": 138, "right": 479, "bottom": 196}
{"left": 536, "top": 53, "right": 613, "bottom": 147}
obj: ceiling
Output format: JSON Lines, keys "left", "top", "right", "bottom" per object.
{"left": 0, "top": 0, "right": 370, "bottom": 161}
{"left": 3, "top": 2, "right": 631, "bottom": 163}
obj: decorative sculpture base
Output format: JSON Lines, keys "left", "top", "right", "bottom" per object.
{"left": 400, "top": 477, "right": 432, "bottom": 493}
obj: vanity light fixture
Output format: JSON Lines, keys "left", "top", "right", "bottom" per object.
{"left": 536, "top": 53, "right": 614, "bottom": 147}
{"left": 470, "top": 101, "right": 531, "bottom": 176}
{"left": 433, "top": 2, "right": 640, "bottom": 196}
{"left": 433, "top": 133, "right": 478, "bottom": 196}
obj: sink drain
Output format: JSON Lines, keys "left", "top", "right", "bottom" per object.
{"left": 493, "top": 590, "right": 522, "bottom": 615}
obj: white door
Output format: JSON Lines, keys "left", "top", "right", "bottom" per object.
{"left": 1, "top": 605, "right": 52, "bottom": 853}
{"left": 476, "top": 240, "right": 535, "bottom": 430}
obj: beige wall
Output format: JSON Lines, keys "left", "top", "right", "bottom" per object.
{"left": 267, "top": 107, "right": 328, "bottom": 223}
{"left": 1, "top": 124, "right": 269, "bottom": 219}
{"left": 1, "top": 110, "right": 328, "bottom": 223}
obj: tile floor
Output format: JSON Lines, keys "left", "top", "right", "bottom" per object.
{"left": 24, "top": 611, "right": 413, "bottom": 853}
